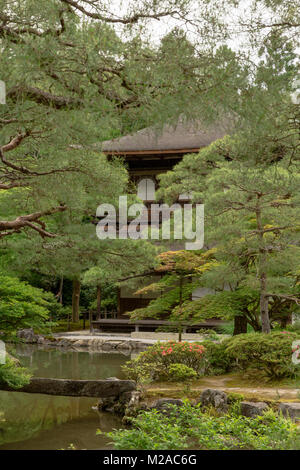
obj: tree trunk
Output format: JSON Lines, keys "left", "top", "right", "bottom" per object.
{"left": 72, "top": 279, "right": 81, "bottom": 323}
{"left": 178, "top": 325, "right": 182, "bottom": 342}
{"left": 57, "top": 276, "right": 63, "bottom": 304}
{"left": 233, "top": 315, "right": 248, "bottom": 335}
{"left": 280, "top": 313, "right": 292, "bottom": 328}
{"left": 178, "top": 275, "right": 183, "bottom": 342}
{"left": 256, "top": 202, "right": 271, "bottom": 333}
{"left": 260, "top": 286, "right": 270, "bottom": 333}
{"left": 96, "top": 285, "right": 101, "bottom": 320}
{"left": 89, "top": 310, "right": 93, "bottom": 333}
{"left": 67, "top": 308, "right": 70, "bottom": 331}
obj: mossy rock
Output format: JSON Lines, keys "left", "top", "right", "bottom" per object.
{"left": 227, "top": 392, "right": 244, "bottom": 403}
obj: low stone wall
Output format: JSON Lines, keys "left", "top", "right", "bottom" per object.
{"left": 16, "top": 329, "right": 152, "bottom": 352}
{"left": 53, "top": 336, "right": 152, "bottom": 352}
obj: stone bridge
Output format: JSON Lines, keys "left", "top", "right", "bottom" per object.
{"left": 1, "top": 377, "right": 136, "bottom": 398}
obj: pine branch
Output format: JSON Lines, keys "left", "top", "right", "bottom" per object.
{"left": 59, "top": 0, "right": 180, "bottom": 24}
{"left": 0, "top": 205, "right": 67, "bottom": 239}
{"left": 7, "top": 85, "right": 83, "bottom": 109}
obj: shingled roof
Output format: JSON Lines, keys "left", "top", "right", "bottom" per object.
{"left": 101, "top": 119, "right": 230, "bottom": 155}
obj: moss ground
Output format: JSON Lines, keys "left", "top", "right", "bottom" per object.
{"left": 145, "top": 373, "right": 300, "bottom": 403}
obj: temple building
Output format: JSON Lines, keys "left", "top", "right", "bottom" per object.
{"left": 101, "top": 119, "right": 229, "bottom": 318}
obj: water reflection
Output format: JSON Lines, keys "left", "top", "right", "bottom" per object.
{"left": 7, "top": 343, "right": 128, "bottom": 380}
{"left": 0, "top": 344, "right": 128, "bottom": 449}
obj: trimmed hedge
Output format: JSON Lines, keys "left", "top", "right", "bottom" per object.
{"left": 224, "top": 331, "right": 300, "bottom": 379}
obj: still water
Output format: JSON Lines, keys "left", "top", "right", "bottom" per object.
{"left": 0, "top": 344, "right": 129, "bottom": 450}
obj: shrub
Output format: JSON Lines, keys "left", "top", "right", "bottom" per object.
{"left": 217, "top": 321, "right": 254, "bottom": 335}
{"left": 224, "top": 331, "right": 300, "bottom": 379}
{"left": 201, "top": 339, "right": 233, "bottom": 375}
{"left": 196, "top": 328, "right": 219, "bottom": 340}
{"left": 0, "top": 275, "right": 56, "bottom": 339}
{"left": 122, "top": 341, "right": 205, "bottom": 383}
{"left": 123, "top": 331, "right": 300, "bottom": 383}
{"left": 107, "top": 400, "right": 299, "bottom": 450}
{"left": 168, "top": 363, "right": 197, "bottom": 382}
{"left": 0, "top": 357, "right": 31, "bottom": 389}
{"left": 286, "top": 320, "right": 300, "bottom": 333}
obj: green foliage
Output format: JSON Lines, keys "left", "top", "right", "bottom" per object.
{"left": 127, "top": 331, "right": 300, "bottom": 381}
{"left": 122, "top": 341, "right": 205, "bottom": 383}
{"left": 224, "top": 331, "right": 300, "bottom": 379}
{"left": 217, "top": 321, "right": 254, "bottom": 335}
{"left": 0, "top": 357, "right": 31, "bottom": 389}
{"left": 51, "top": 320, "right": 90, "bottom": 333}
{"left": 159, "top": 142, "right": 300, "bottom": 332}
{"left": 0, "top": 275, "right": 57, "bottom": 338}
{"left": 196, "top": 328, "right": 219, "bottom": 340}
{"left": 128, "top": 250, "right": 217, "bottom": 334}
{"left": 200, "top": 339, "right": 233, "bottom": 375}
{"left": 285, "top": 319, "right": 300, "bottom": 333}
{"left": 201, "top": 331, "right": 300, "bottom": 379}
{"left": 123, "top": 331, "right": 300, "bottom": 381}
{"left": 168, "top": 363, "right": 197, "bottom": 382}
{"left": 107, "top": 401, "right": 300, "bottom": 450}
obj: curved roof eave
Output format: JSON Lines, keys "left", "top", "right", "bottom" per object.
{"left": 101, "top": 119, "right": 231, "bottom": 154}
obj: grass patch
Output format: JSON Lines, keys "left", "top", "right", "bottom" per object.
{"left": 50, "top": 320, "right": 90, "bottom": 333}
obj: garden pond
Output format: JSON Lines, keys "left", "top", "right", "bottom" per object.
{"left": 0, "top": 344, "right": 129, "bottom": 450}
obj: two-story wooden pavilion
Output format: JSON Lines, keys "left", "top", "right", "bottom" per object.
{"left": 101, "top": 119, "right": 229, "bottom": 318}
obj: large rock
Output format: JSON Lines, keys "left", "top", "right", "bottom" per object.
{"left": 241, "top": 401, "right": 269, "bottom": 418}
{"left": 116, "top": 342, "right": 132, "bottom": 351}
{"left": 200, "top": 389, "right": 228, "bottom": 413}
{"left": 37, "top": 335, "right": 46, "bottom": 344}
{"left": 151, "top": 398, "right": 184, "bottom": 410}
{"left": 279, "top": 403, "right": 300, "bottom": 422}
{"left": 0, "top": 377, "right": 136, "bottom": 398}
{"left": 72, "top": 339, "right": 89, "bottom": 347}
{"left": 98, "top": 389, "right": 141, "bottom": 415}
{"left": 102, "top": 341, "right": 123, "bottom": 350}
{"left": 17, "top": 328, "right": 38, "bottom": 343}
{"left": 56, "top": 339, "right": 74, "bottom": 348}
